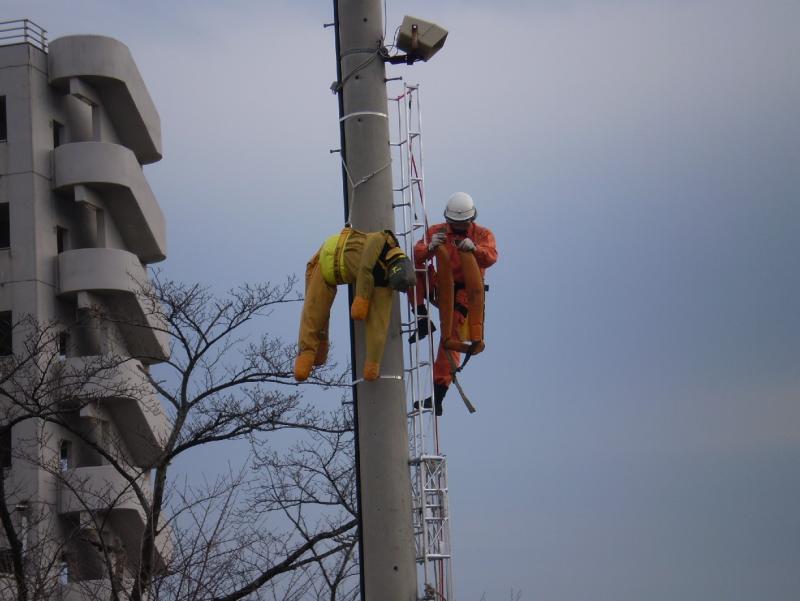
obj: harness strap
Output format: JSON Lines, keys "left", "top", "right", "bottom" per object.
{"left": 333, "top": 227, "right": 352, "bottom": 284}
{"left": 456, "top": 340, "right": 483, "bottom": 373}
{"left": 454, "top": 282, "right": 490, "bottom": 292}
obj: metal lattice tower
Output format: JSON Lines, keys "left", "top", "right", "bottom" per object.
{"left": 389, "top": 82, "right": 455, "bottom": 601}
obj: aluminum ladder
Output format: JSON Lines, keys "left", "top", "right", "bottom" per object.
{"left": 389, "top": 81, "right": 455, "bottom": 601}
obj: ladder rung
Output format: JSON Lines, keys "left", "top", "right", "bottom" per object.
{"left": 409, "top": 455, "right": 446, "bottom": 465}
{"left": 419, "top": 454, "right": 446, "bottom": 461}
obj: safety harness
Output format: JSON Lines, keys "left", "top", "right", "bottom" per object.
{"left": 321, "top": 228, "right": 407, "bottom": 287}
{"left": 372, "top": 230, "right": 405, "bottom": 287}
{"left": 320, "top": 228, "right": 352, "bottom": 286}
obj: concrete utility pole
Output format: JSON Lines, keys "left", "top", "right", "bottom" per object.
{"left": 332, "top": 1, "right": 418, "bottom": 599}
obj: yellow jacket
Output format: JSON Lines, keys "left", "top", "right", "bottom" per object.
{"left": 319, "top": 227, "right": 404, "bottom": 319}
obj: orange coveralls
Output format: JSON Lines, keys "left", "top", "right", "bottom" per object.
{"left": 413, "top": 222, "right": 498, "bottom": 387}
{"left": 296, "top": 228, "right": 405, "bottom": 382}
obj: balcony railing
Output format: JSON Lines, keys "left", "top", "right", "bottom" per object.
{"left": 57, "top": 247, "right": 170, "bottom": 363}
{"left": 59, "top": 355, "right": 170, "bottom": 466}
{"left": 60, "top": 578, "right": 134, "bottom": 601}
{"left": 53, "top": 142, "right": 167, "bottom": 263}
{"left": 0, "top": 19, "right": 47, "bottom": 52}
{"left": 49, "top": 35, "right": 163, "bottom": 163}
{"left": 58, "top": 465, "right": 172, "bottom": 571}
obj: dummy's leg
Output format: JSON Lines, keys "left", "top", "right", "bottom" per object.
{"left": 315, "top": 314, "right": 331, "bottom": 366}
{"left": 304, "top": 252, "right": 331, "bottom": 366}
{"left": 363, "top": 287, "right": 393, "bottom": 381}
{"left": 295, "top": 254, "right": 336, "bottom": 381}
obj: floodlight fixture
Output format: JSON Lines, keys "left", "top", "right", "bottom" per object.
{"left": 390, "top": 15, "right": 448, "bottom": 64}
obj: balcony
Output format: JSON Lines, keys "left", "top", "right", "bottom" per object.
{"left": 59, "top": 465, "right": 171, "bottom": 571}
{"left": 48, "top": 35, "right": 162, "bottom": 164}
{"left": 59, "top": 464, "right": 150, "bottom": 516}
{"left": 54, "top": 141, "right": 166, "bottom": 263}
{"left": 57, "top": 248, "right": 170, "bottom": 363}
{"left": 60, "top": 356, "right": 170, "bottom": 467}
{"left": 60, "top": 579, "right": 132, "bottom": 601}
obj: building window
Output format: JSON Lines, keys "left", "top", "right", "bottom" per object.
{"left": 0, "top": 204, "right": 8, "bottom": 249}
{"left": 0, "top": 427, "right": 11, "bottom": 469}
{"left": 59, "top": 440, "right": 71, "bottom": 472}
{"left": 53, "top": 120, "right": 64, "bottom": 148}
{"left": 0, "top": 96, "right": 7, "bottom": 142}
{"left": 56, "top": 227, "right": 68, "bottom": 254}
{"left": 58, "top": 331, "right": 70, "bottom": 359}
{"left": 0, "top": 312, "right": 11, "bottom": 356}
{"left": 58, "top": 556, "right": 69, "bottom": 584}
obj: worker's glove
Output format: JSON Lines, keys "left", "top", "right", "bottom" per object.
{"left": 428, "top": 232, "right": 447, "bottom": 252}
{"left": 458, "top": 238, "right": 476, "bottom": 252}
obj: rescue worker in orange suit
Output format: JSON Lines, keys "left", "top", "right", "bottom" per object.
{"left": 412, "top": 192, "right": 498, "bottom": 415}
{"left": 294, "top": 227, "right": 416, "bottom": 382}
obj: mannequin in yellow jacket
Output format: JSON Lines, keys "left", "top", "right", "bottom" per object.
{"left": 294, "top": 227, "right": 415, "bottom": 382}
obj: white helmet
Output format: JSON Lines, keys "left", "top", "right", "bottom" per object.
{"left": 444, "top": 192, "right": 477, "bottom": 222}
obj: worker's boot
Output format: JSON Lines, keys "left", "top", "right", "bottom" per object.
{"left": 433, "top": 383, "right": 448, "bottom": 416}
{"left": 413, "top": 383, "right": 449, "bottom": 417}
{"left": 409, "top": 304, "right": 436, "bottom": 343}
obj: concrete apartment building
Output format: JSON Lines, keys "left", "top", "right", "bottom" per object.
{"left": 1, "top": 20, "right": 171, "bottom": 599}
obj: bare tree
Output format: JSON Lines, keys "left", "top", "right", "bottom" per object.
{"left": 0, "top": 275, "right": 359, "bottom": 601}
{"left": 1, "top": 315, "right": 139, "bottom": 601}
{"left": 250, "top": 404, "right": 360, "bottom": 601}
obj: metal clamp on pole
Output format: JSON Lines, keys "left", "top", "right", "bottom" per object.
{"left": 340, "top": 111, "right": 388, "bottom": 122}
{"left": 351, "top": 374, "right": 403, "bottom": 386}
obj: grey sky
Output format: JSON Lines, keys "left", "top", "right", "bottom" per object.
{"left": 6, "top": 1, "right": 800, "bottom": 599}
